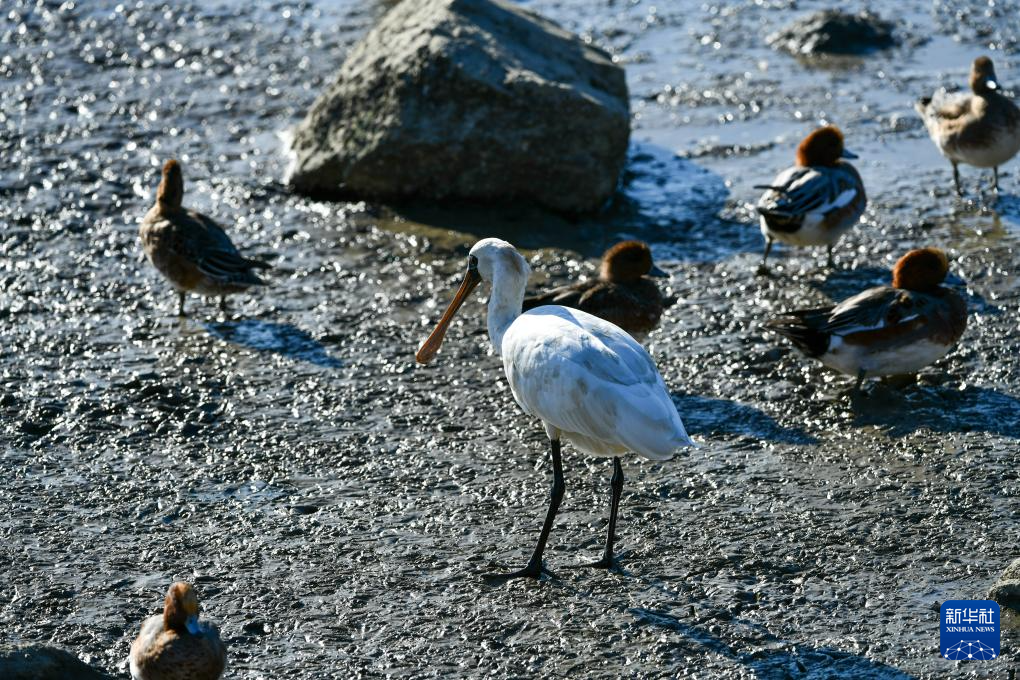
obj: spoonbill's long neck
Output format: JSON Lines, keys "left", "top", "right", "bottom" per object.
{"left": 486, "top": 262, "right": 527, "bottom": 358}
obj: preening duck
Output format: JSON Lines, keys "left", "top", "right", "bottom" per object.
{"left": 766, "top": 247, "right": 967, "bottom": 391}
{"left": 129, "top": 582, "right": 227, "bottom": 680}
{"left": 140, "top": 160, "right": 271, "bottom": 315}
{"left": 756, "top": 126, "right": 867, "bottom": 271}
{"left": 417, "top": 238, "right": 694, "bottom": 580}
{"left": 522, "top": 240, "right": 670, "bottom": 339}
{"left": 916, "top": 56, "right": 1020, "bottom": 194}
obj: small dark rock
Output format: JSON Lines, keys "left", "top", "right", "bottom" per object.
{"left": 0, "top": 644, "right": 113, "bottom": 680}
{"left": 244, "top": 619, "right": 270, "bottom": 635}
{"left": 988, "top": 558, "right": 1020, "bottom": 612}
{"left": 768, "top": 10, "right": 898, "bottom": 57}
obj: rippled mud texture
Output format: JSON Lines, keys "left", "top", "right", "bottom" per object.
{"left": 2, "top": 0, "right": 1020, "bottom": 678}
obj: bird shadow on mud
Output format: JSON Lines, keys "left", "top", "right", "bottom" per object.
{"left": 851, "top": 384, "right": 1020, "bottom": 438}
{"left": 672, "top": 392, "right": 818, "bottom": 444}
{"left": 204, "top": 320, "right": 343, "bottom": 368}
{"left": 629, "top": 607, "right": 916, "bottom": 679}
{"left": 608, "top": 142, "right": 757, "bottom": 263}
{"left": 384, "top": 142, "right": 749, "bottom": 262}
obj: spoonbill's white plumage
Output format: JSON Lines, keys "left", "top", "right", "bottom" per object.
{"left": 416, "top": 238, "right": 694, "bottom": 580}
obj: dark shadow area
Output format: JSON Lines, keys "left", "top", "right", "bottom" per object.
{"left": 608, "top": 142, "right": 755, "bottom": 263}
{"left": 376, "top": 141, "right": 747, "bottom": 262}
{"left": 672, "top": 392, "right": 818, "bottom": 445}
{"left": 204, "top": 320, "right": 342, "bottom": 368}
{"left": 853, "top": 384, "right": 1020, "bottom": 438}
{"left": 630, "top": 607, "right": 916, "bottom": 679}
{"left": 991, "top": 193, "right": 1020, "bottom": 220}
{"left": 386, "top": 199, "right": 610, "bottom": 256}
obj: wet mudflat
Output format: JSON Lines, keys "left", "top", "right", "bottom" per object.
{"left": 2, "top": 0, "right": 1019, "bottom": 678}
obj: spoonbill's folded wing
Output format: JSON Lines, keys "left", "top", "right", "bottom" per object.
{"left": 502, "top": 307, "right": 692, "bottom": 460}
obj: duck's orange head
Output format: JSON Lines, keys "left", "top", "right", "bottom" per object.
{"left": 970, "top": 56, "right": 999, "bottom": 96}
{"left": 892, "top": 247, "right": 950, "bottom": 291}
{"left": 157, "top": 159, "right": 184, "bottom": 211}
{"left": 163, "top": 581, "right": 202, "bottom": 634}
{"left": 795, "top": 126, "right": 858, "bottom": 168}
{"left": 600, "top": 241, "right": 667, "bottom": 283}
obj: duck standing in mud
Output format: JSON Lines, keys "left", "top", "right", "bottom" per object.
{"left": 129, "top": 582, "right": 227, "bottom": 680}
{"left": 766, "top": 247, "right": 967, "bottom": 392}
{"left": 416, "top": 238, "right": 694, "bottom": 580}
{"left": 139, "top": 160, "right": 271, "bottom": 315}
{"left": 522, "top": 240, "right": 670, "bottom": 340}
{"left": 756, "top": 126, "right": 867, "bottom": 271}
{"left": 916, "top": 56, "right": 1020, "bottom": 195}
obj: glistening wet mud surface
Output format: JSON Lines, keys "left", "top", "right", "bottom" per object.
{"left": 2, "top": 0, "right": 1020, "bottom": 678}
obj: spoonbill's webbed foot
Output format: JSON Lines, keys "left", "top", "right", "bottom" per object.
{"left": 481, "top": 439, "right": 565, "bottom": 584}
{"left": 481, "top": 561, "right": 556, "bottom": 584}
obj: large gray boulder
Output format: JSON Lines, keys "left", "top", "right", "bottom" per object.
{"left": 0, "top": 644, "right": 113, "bottom": 680}
{"left": 286, "top": 0, "right": 630, "bottom": 214}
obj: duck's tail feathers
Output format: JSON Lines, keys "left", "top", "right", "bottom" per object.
{"left": 765, "top": 315, "right": 830, "bottom": 358}
{"left": 757, "top": 209, "right": 802, "bottom": 233}
{"left": 245, "top": 256, "right": 273, "bottom": 271}
{"left": 199, "top": 251, "right": 272, "bottom": 287}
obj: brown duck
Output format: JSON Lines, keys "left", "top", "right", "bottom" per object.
{"left": 140, "top": 160, "right": 270, "bottom": 315}
{"left": 522, "top": 241, "right": 669, "bottom": 339}
{"left": 766, "top": 247, "right": 967, "bottom": 391}
{"left": 756, "top": 126, "right": 867, "bottom": 270}
{"left": 916, "top": 56, "right": 1020, "bottom": 194}
{"left": 129, "top": 582, "right": 227, "bottom": 680}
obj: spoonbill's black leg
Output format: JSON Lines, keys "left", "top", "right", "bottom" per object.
{"left": 177, "top": 292, "right": 186, "bottom": 316}
{"left": 572, "top": 456, "right": 624, "bottom": 571}
{"left": 993, "top": 166, "right": 1000, "bottom": 193}
{"left": 826, "top": 244, "right": 835, "bottom": 268}
{"left": 484, "top": 439, "right": 564, "bottom": 582}
{"left": 219, "top": 296, "right": 227, "bottom": 313}
{"left": 854, "top": 369, "right": 866, "bottom": 394}
{"left": 953, "top": 162, "right": 962, "bottom": 196}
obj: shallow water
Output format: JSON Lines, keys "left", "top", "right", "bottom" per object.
{"left": 2, "top": 0, "right": 1019, "bottom": 678}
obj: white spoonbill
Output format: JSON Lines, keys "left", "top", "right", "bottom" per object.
{"left": 416, "top": 238, "right": 694, "bottom": 580}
